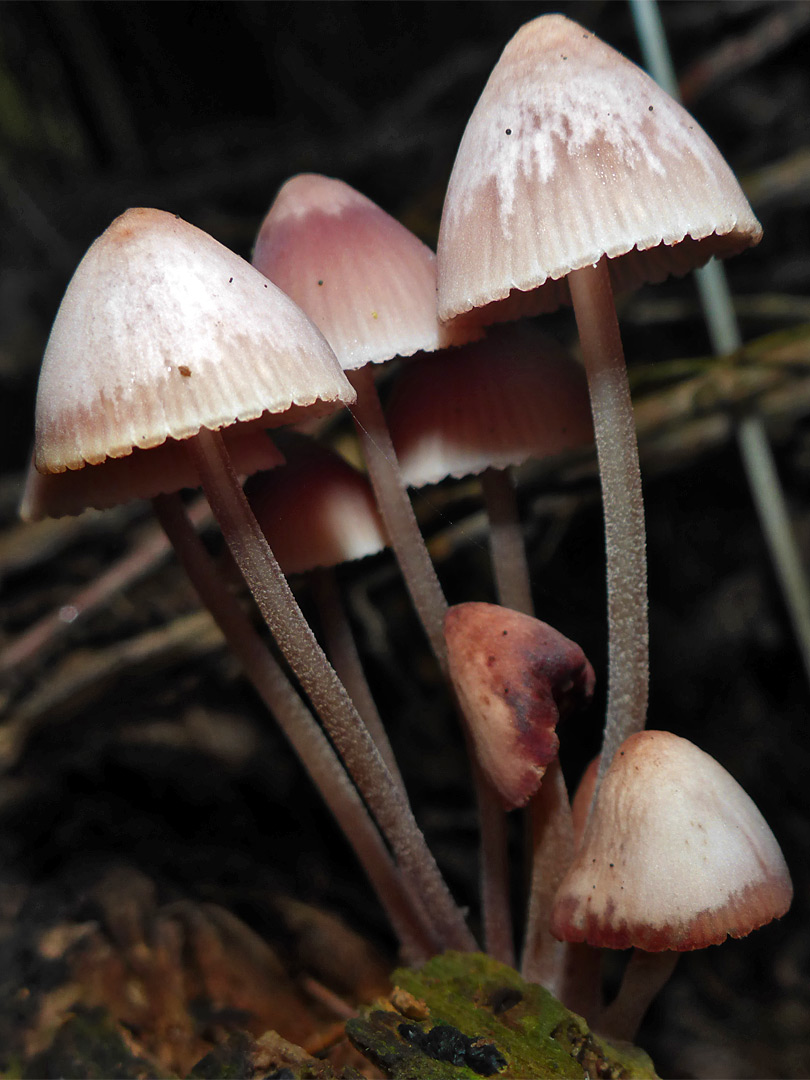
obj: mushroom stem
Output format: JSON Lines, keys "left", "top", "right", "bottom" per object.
{"left": 348, "top": 365, "right": 449, "bottom": 671}
{"left": 480, "top": 466, "right": 534, "bottom": 615}
{"left": 347, "top": 368, "right": 515, "bottom": 955}
{"left": 187, "top": 426, "right": 476, "bottom": 953}
{"left": 152, "top": 492, "right": 439, "bottom": 961}
{"left": 599, "top": 949, "right": 679, "bottom": 1042}
{"left": 474, "top": 762, "right": 515, "bottom": 966}
{"left": 521, "top": 759, "right": 574, "bottom": 991}
{"left": 568, "top": 258, "right": 649, "bottom": 782}
{"left": 309, "top": 566, "right": 407, "bottom": 796}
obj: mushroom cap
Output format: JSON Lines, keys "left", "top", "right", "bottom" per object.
{"left": 20, "top": 427, "right": 283, "bottom": 521}
{"left": 35, "top": 207, "right": 354, "bottom": 476}
{"left": 252, "top": 174, "right": 476, "bottom": 371}
{"left": 244, "top": 435, "right": 388, "bottom": 575}
{"left": 550, "top": 730, "right": 793, "bottom": 951}
{"left": 387, "top": 324, "right": 593, "bottom": 486}
{"left": 444, "top": 602, "right": 595, "bottom": 810}
{"left": 437, "top": 14, "right": 762, "bottom": 323}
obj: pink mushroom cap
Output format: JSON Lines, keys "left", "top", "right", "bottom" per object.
{"left": 244, "top": 436, "right": 388, "bottom": 576}
{"left": 438, "top": 14, "right": 762, "bottom": 325}
{"left": 551, "top": 730, "right": 793, "bottom": 951}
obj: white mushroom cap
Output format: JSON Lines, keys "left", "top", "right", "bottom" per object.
{"left": 387, "top": 324, "right": 593, "bottom": 487}
{"left": 252, "top": 174, "right": 476, "bottom": 371}
{"left": 438, "top": 14, "right": 762, "bottom": 323}
{"left": 551, "top": 731, "right": 793, "bottom": 951}
{"left": 244, "top": 435, "right": 388, "bottom": 575}
{"left": 34, "top": 208, "right": 354, "bottom": 477}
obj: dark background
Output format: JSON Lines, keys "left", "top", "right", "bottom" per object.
{"left": 1, "top": 2, "right": 809, "bottom": 1077}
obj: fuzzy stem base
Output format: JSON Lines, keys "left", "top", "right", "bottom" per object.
{"left": 521, "top": 759, "right": 574, "bottom": 992}
{"left": 153, "top": 491, "right": 438, "bottom": 961}
{"left": 187, "top": 427, "right": 475, "bottom": 953}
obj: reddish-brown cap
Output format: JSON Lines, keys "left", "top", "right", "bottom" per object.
{"left": 34, "top": 208, "right": 354, "bottom": 478}
{"left": 387, "top": 324, "right": 593, "bottom": 486}
{"left": 438, "top": 14, "right": 762, "bottom": 323}
{"left": 551, "top": 730, "right": 793, "bottom": 951}
{"left": 244, "top": 436, "right": 388, "bottom": 575}
{"left": 444, "top": 602, "right": 595, "bottom": 810}
{"left": 253, "top": 174, "right": 476, "bottom": 370}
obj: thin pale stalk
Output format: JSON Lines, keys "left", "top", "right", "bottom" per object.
{"left": 186, "top": 427, "right": 475, "bottom": 953}
{"left": 153, "top": 492, "right": 438, "bottom": 961}
{"left": 348, "top": 366, "right": 513, "bottom": 956}
{"left": 480, "top": 466, "right": 534, "bottom": 615}
{"left": 569, "top": 260, "right": 648, "bottom": 784}
{"left": 310, "top": 566, "right": 407, "bottom": 797}
{"left": 473, "top": 761, "right": 515, "bottom": 966}
{"left": 521, "top": 760, "right": 574, "bottom": 992}
{"left": 348, "top": 366, "right": 449, "bottom": 671}
{"left": 600, "top": 949, "right": 678, "bottom": 1042}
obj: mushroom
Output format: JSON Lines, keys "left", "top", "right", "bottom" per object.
{"left": 251, "top": 172, "right": 518, "bottom": 959}
{"left": 437, "top": 14, "right": 762, "bottom": 782}
{"left": 252, "top": 172, "right": 477, "bottom": 670}
{"left": 387, "top": 322, "right": 593, "bottom": 614}
{"left": 550, "top": 730, "right": 793, "bottom": 1036}
{"left": 26, "top": 206, "right": 474, "bottom": 954}
{"left": 444, "top": 601, "right": 595, "bottom": 985}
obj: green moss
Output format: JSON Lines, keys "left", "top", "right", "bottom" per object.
{"left": 347, "top": 952, "right": 657, "bottom": 1080}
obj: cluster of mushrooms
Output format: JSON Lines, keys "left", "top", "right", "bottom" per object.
{"left": 21, "top": 15, "right": 792, "bottom": 1045}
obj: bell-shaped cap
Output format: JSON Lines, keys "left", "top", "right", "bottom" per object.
{"left": 253, "top": 174, "right": 476, "bottom": 371}
{"left": 551, "top": 730, "right": 793, "bottom": 951}
{"left": 20, "top": 427, "right": 283, "bottom": 521}
{"left": 34, "top": 208, "right": 354, "bottom": 477}
{"left": 387, "top": 324, "right": 593, "bottom": 486}
{"left": 445, "top": 602, "right": 595, "bottom": 810}
{"left": 438, "top": 14, "right": 762, "bottom": 323}
{"left": 244, "top": 435, "right": 388, "bottom": 575}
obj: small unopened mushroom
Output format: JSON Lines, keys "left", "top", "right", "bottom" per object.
{"left": 444, "top": 601, "right": 595, "bottom": 981}
{"left": 444, "top": 602, "right": 594, "bottom": 810}
{"left": 551, "top": 730, "right": 792, "bottom": 1037}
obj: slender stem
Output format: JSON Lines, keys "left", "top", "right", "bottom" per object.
{"left": 310, "top": 566, "right": 407, "bottom": 796}
{"left": 473, "top": 761, "right": 515, "bottom": 966}
{"left": 348, "top": 366, "right": 449, "bottom": 671}
{"left": 480, "top": 466, "right": 534, "bottom": 615}
{"left": 347, "top": 368, "right": 515, "bottom": 956}
{"left": 186, "top": 427, "right": 475, "bottom": 953}
{"left": 521, "top": 759, "right": 574, "bottom": 992}
{"left": 569, "top": 260, "right": 649, "bottom": 782}
{"left": 600, "top": 949, "right": 678, "bottom": 1041}
{"left": 153, "top": 492, "right": 438, "bottom": 960}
